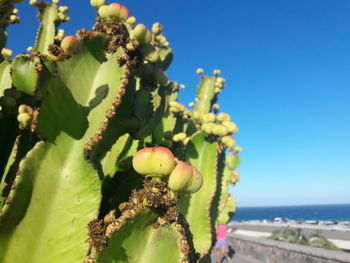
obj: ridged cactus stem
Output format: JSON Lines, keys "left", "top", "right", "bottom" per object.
{"left": 193, "top": 76, "right": 216, "bottom": 114}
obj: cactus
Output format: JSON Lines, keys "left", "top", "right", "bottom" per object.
{"left": 0, "top": 1, "right": 242, "bottom": 263}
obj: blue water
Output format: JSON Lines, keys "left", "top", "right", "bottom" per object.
{"left": 233, "top": 204, "right": 350, "bottom": 222}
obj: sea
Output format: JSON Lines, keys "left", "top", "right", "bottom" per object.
{"left": 233, "top": 204, "right": 350, "bottom": 222}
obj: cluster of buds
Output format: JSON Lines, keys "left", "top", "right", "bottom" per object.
{"left": 172, "top": 132, "right": 190, "bottom": 145}
{"left": 98, "top": 3, "right": 130, "bottom": 22}
{"left": 151, "top": 22, "right": 169, "bottom": 47}
{"left": 54, "top": 29, "right": 64, "bottom": 41}
{"left": 169, "top": 101, "right": 191, "bottom": 119}
{"left": 132, "top": 147, "right": 203, "bottom": 194}
{"left": 1, "top": 48, "right": 13, "bottom": 60}
{"left": 8, "top": 7, "right": 20, "bottom": 24}
{"left": 60, "top": 35, "right": 83, "bottom": 55}
{"left": 57, "top": 5, "right": 70, "bottom": 22}
{"left": 17, "top": 104, "right": 34, "bottom": 129}
{"left": 192, "top": 110, "right": 239, "bottom": 149}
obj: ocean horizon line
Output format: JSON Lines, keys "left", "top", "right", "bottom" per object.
{"left": 238, "top": 203, "right": 350, "bottom": 209}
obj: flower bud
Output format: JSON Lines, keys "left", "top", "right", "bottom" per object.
{"left": 212, "top": 124, "right": 228, "bottom": 136}
{"left": 217, "top": 112, "right": 231, "bottom": 123}
{"left": 132, "top": 146, "right": 175, "bottom": 177}
{"left": 196, "top": 68, "right": 204, "bottom": 75}
{"left": 58, "top": 6, "right": 69, "bottom": 13}
{"left": 60, "top": 36, "right": 83, "bottom": 55}
{"left": 177, "top": 132, "right": 186, "bottom": 141}
{"left": 98, "top": 5, "right": 109, "bottom": 20}
{"left": 213, "top": 69, "right": 221, "bottom": 76}
{"left": 131, "top": 24, "right": 152, "bottom": 44}
{"left": 222, "top": 135, "right": 236, "bottom": 149}
{"left": 201, "top": 123, "right": 213, "bottom": 134}
{"left": 90, "top": 0, "right": 106, "bottom": 8}
{"left": 17, "top": 112, "right": 32, "bottom": 127}
{"left": 193, "top": 110, "right": 203, "bottom": 121}
{"left": 202, "top": 112, "right": 216, "bottom": 123}
{"left": 1, "top": 48, "right": 13, "bottom": 58}
{"left": 222, "top": 121, "right": 238, "bottom": 134}
{"left": 152, "top": 22, "right": 163, "bottom": 35}
{"left": 126, "top": 16, "right": 136, "bottom": 25}
{"left": 18, "top": 104, "right": 33, "bottom": 115}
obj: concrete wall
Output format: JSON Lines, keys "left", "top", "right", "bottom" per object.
{"left": 228, "top": 234, "right": 350, "bottom": 263}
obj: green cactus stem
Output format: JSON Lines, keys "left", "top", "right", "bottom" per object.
{"left": 0, "top": 35, "right": 130, "bottom": 263}
{"left": 32, "top": 2, "right": 60, "bottom": 54}
{"left": 89, "top": 180, "right": 198, "bottom": 263}
{"left": 178, "top": 132, "right": 221, "bottom": 259}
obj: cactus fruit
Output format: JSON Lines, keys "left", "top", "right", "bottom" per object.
{"left": 168, "top": 161, "right": 203, "bottom": 194}
{"left": 60, "top": 36, "right": 82, "bottom": 55}
{"left": 132, "top": 146, "right": 175, "bottom": 176}
{"left": 107, "top": 3, "right": 130, "bottom": 21}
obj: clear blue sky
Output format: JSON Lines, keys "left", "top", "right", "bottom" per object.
{"left": 7, "top": 0, "right": 350, "bottom": 206}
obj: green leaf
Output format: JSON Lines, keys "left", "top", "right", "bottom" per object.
{"left": 178, "top": 132, "right": 218, "bottom": 257}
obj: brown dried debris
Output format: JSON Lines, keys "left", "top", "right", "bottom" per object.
{"left": 87, "top": 219, "right": 108, "bottom": 253}
{"left": 48, "top": 44, "right": 70, "bottom": 61}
